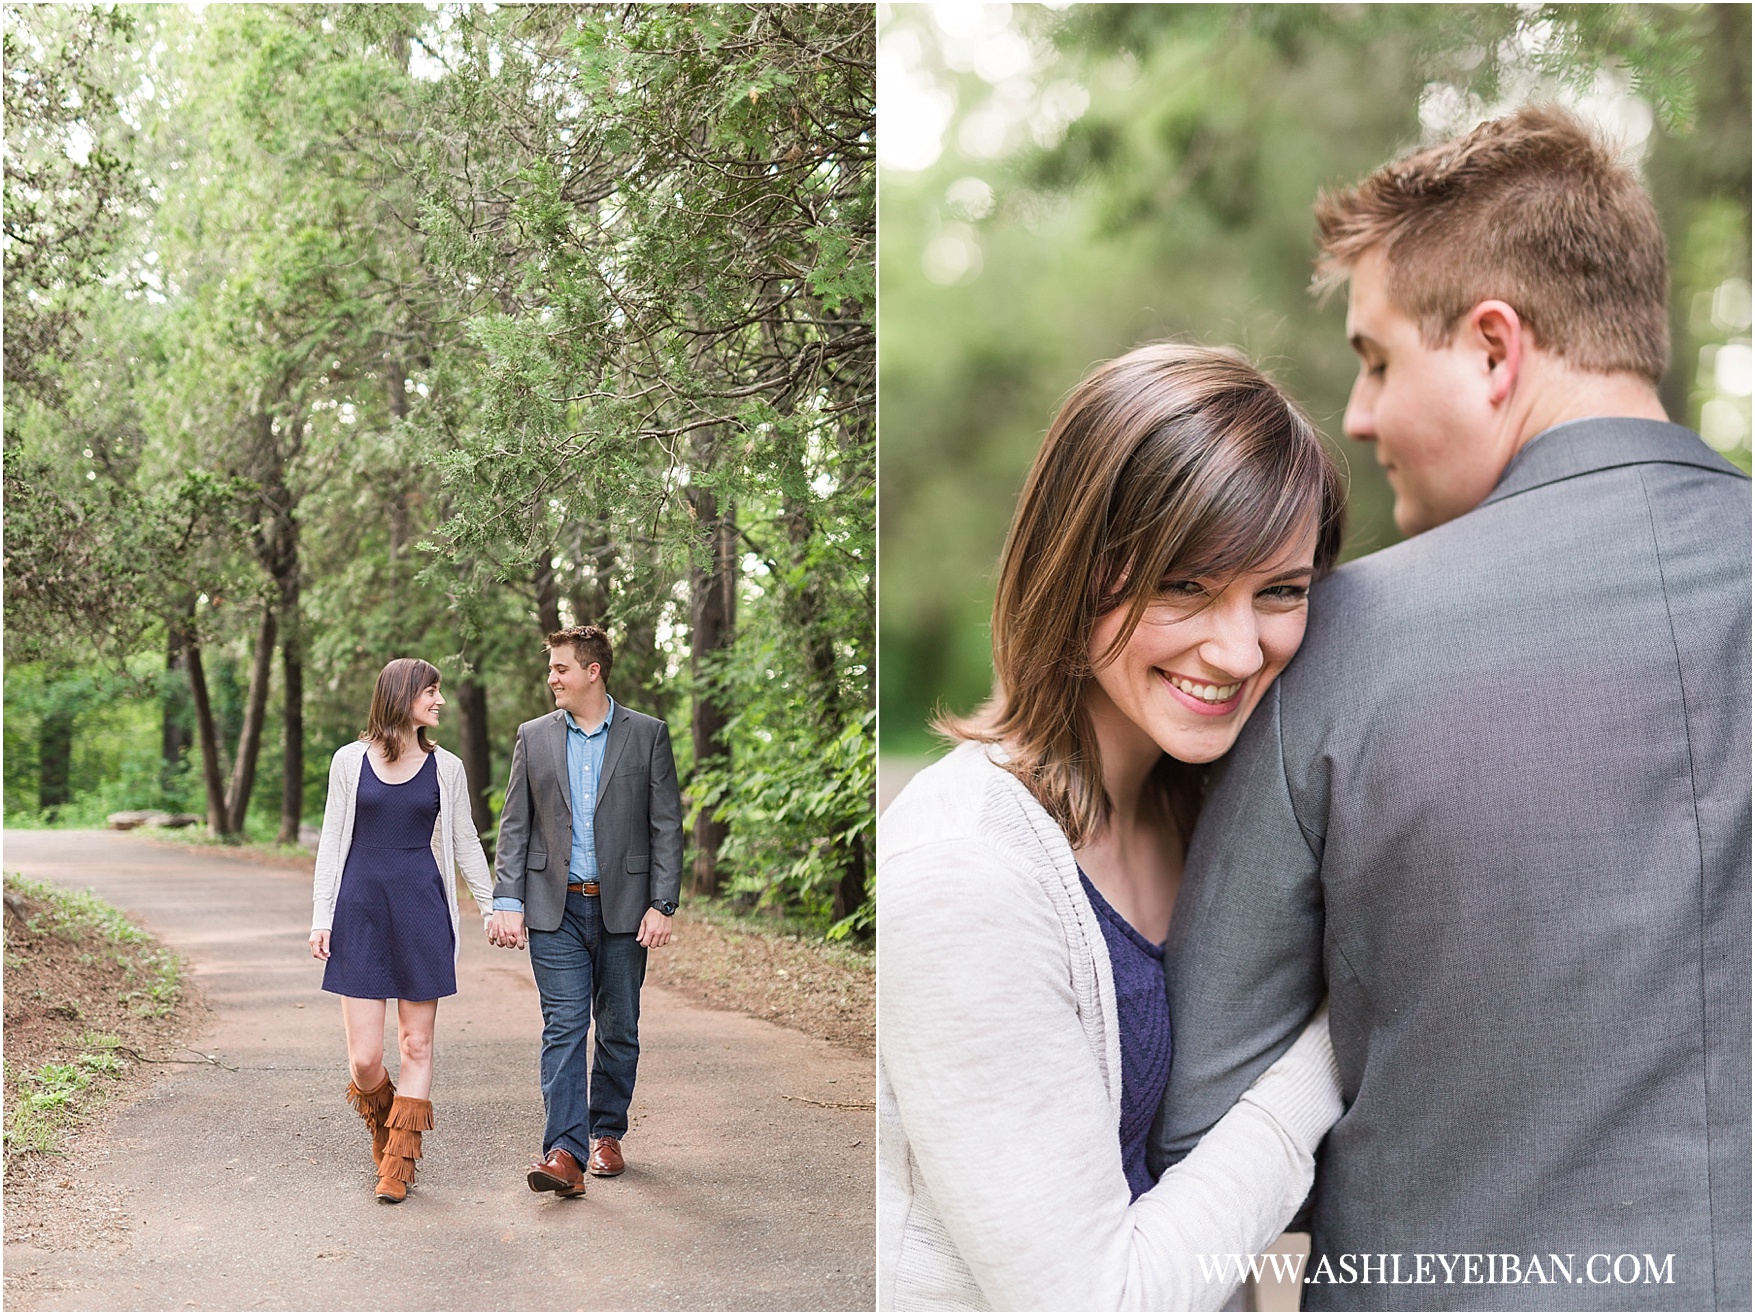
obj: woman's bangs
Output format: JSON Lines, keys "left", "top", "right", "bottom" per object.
{"left": 1098, "top": 428, "right": 1329, "bottom": 662}
{"left": 1173, "top": 453, "right": 1325, "bottom": 582}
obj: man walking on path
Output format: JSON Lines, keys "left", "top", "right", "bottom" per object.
{"left": 1156, "top": 106, "right": 1750, "bottom": 1310}
{"left": 490, "top": 624, "right": 685, "bottom": 1195}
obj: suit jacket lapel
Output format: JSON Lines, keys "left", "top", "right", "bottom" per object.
{"left": 547, "top": 710, "right": 572, "bottom": 825}
{"left": 597, "top": 707, "right": 631, "bottom": 799}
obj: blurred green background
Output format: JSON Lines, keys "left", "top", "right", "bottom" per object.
{"left": 877, "top": 3, "right": 1752, "bottom": 760}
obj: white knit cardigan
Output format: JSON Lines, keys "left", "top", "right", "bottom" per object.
{"left": 877, "top": 740, "right": 1342, "bottom": 1312}
{"left": 310, "top": 741, "right": 495, "bottom": 964}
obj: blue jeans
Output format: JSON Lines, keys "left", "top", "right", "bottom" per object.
{"left": 526, "top": 890, "right": 648, "bottom": 1162}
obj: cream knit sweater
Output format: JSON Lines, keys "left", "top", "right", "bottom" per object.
{"left": 878, "top": 740, "right": 1342, "bottom": 1311}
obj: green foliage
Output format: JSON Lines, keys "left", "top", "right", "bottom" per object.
{"left": 391, "top": 4, "right": 874, "bottom": 930}
{"left": 5, "top": 5, "right": 875, "bottom": 932}
{"left": 404, "top": 4, "right": 873, "bottom": 584}
{"left": 3, "top": 452, "right": 257, "bottom": 670}
{"left": 693, "top": 680, "right": 874, "bottom": 932}
{"left": 1053, "top": 6, "right": 1709, "bottom": 134}
{"left": 2, "top": 3, "right": 143, "bottom": 402}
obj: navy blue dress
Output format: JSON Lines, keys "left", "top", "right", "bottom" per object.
{"left": 322, "top": 751, "right": 456, "bottom": 1001}
{"left": 1080, "top": 869, "right": 1173, "bottom": 1202}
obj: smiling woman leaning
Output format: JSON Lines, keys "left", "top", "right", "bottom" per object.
{"left": 308, "top": 657, "right": 495, "bottom": 1203}
{"left": 878, "top": 344, "right": 1348, "bottom": 1310}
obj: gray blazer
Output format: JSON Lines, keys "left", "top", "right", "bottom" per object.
{"left": 1153, "top": 419, "right": 1750, "bottom": 1311}
{"left": 492, "top": 704, "right": 685, "bottom": 935}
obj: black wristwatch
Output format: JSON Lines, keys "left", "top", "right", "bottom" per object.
{"left": 650, "top": 899, "right": 678, "bottom": 917}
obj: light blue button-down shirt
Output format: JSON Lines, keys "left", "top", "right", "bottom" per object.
{"left": 494, "top": 697, "right": 615, "bottom": 914}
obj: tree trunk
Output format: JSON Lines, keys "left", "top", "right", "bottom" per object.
{"left": 454, "top": 675, "right": 494, "bottom": 839}
{"left": 785, "top": 492, "right": 867, "bottom": 923}
{"left": 277, "top": 571, "right": 304, "bottom": 846}
{"left": 534, "top": 550, "right": 562, "bottom": 637}
{"left": 606, "top": 537, "right": 670, "bottom": 719}
{"left": 568, "top": 527, "right": 612, "bottom": 625}
{"left": 161, "top": 620, "right": 192, "bottom": 788}
{"left": 688, "top": 431, "right": 737, "bottom": 898}
{"left": 268, "top": 482, "right": 304, "bottom": 846}
{"left": 185, "top": 634, "right": 231, "bottom": 838}
{"left": 385, "top": 359, "right": 411, "bottom": 579}
{"left": 37, "top": 710, "right": 73, "bottom": 815}
{"left": 619, "top": 602, "right": 670, "bottom": 720}
{"left": 224, "top": 599, "right": 277, "bottom": 837}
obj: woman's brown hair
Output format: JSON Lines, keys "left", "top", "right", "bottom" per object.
{"left": 363, "top": 658, "right": 442, "bottom": 760}
{"left": 941, "top": 343, "right": 1345, "bottom": 847}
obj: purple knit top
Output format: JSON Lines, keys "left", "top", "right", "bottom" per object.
{"left": 1079, "top": 869, "right": 1173, "bottom": 1202}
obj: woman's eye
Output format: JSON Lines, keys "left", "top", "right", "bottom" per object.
{"left": 1159, "top": 580, "right": 1207, "bottom": 598}
{"left": 1260, "top": 584, "right": 1310, "bottom": 603}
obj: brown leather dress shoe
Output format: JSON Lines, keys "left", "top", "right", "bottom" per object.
{"left": 587, "top": 1136, "right": 625, "bottom": 1177}
{"left": 527, "top": 1146, "right": 586, "bottom": 1197}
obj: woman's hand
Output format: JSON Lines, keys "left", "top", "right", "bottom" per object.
{"left": 488, "top": 909, "right": 527, "bottom": 950}
{"left": 309, "top": 929, "right": 331, "bottom": 960}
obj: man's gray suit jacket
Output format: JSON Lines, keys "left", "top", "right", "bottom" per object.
{"left": 492, "top": 705, "right": 684, "bottom": 935}
{"left": 1153, "top": 419, "right": 1751, "bottom": 1311}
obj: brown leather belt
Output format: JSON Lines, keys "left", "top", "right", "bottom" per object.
{"left": 567, "top": 881, "right": 601, "bottom": 896}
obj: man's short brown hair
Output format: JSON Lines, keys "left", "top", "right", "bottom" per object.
{"left": 546, "top": 624, "right": 613, "bottom": 683}
{"left": 1314, "top": 105, "right": 1669, "bottom": 383}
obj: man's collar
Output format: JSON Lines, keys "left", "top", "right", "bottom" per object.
{"left": 564, "top": 695, "right": 616, "bottom": 737}
{"left": 1481, "top": 417, "right": 1744, "bottom": 510}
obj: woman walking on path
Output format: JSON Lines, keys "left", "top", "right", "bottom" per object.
{"left": 308, "top": 658, "right": 495, "bottom": 1202}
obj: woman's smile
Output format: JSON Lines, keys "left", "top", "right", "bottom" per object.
{"left": 1161, "top": 670, "right": 1246, "bottom": 715}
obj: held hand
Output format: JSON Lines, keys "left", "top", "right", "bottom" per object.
{"left": 489, "top": 909, "right": 527, "bottom": 950}
{"left": 636, "top": 907, "right": 673, "bottom": 949}
{"left": 309, "top": 929, "right": 331, "bottom": 960}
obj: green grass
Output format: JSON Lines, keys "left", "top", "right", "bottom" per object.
{"left": 119, "top": 946, "right": 182, "bottom": 1017}
{"left": 4, "top": 1051, "right": 114, "bottom": 1154}
{"left": 2, "top": 877, "right": 185, "bottom": 1161}
{"left": 12, "top": 875, "right": 151, "bottom": 947}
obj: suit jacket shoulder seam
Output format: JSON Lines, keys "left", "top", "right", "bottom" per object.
{"left": 1270, "top": 684, "right": 1323, "bottom": 858}
{"left": 1634, "top": 465, "right": 1718, "bottom": 1295}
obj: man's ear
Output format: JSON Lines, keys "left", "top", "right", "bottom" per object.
{"left": 1467, "top": 299, "right": 1524, "bottom": 406}
{"left": 585, "top": 662, "right": 602, "bottom": 685}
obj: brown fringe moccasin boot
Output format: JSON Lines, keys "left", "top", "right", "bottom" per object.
{"left": 375, "top": 1095, "right": 433, "bottom": 1203}
{"left": 345, "top": 1074, "right": 396, "bottom": 1170}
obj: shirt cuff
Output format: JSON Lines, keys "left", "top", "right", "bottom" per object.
{"left": 492, "top": 897, "right": 524, "bottom": 912}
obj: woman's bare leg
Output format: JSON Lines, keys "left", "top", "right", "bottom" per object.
{"left": 394, "top": 999, "right": 438, "bottom": 1100}
{"left": 340, "top": 996, "right": 390, "bottom": 1089}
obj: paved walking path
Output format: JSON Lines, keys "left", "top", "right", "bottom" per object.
{"left": 3, "top": 830, "right": 874, "bottom": 1311}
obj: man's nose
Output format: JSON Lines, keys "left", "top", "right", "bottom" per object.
{"left": 1342, "top": 375, "right": 1375, "bottom": 443}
